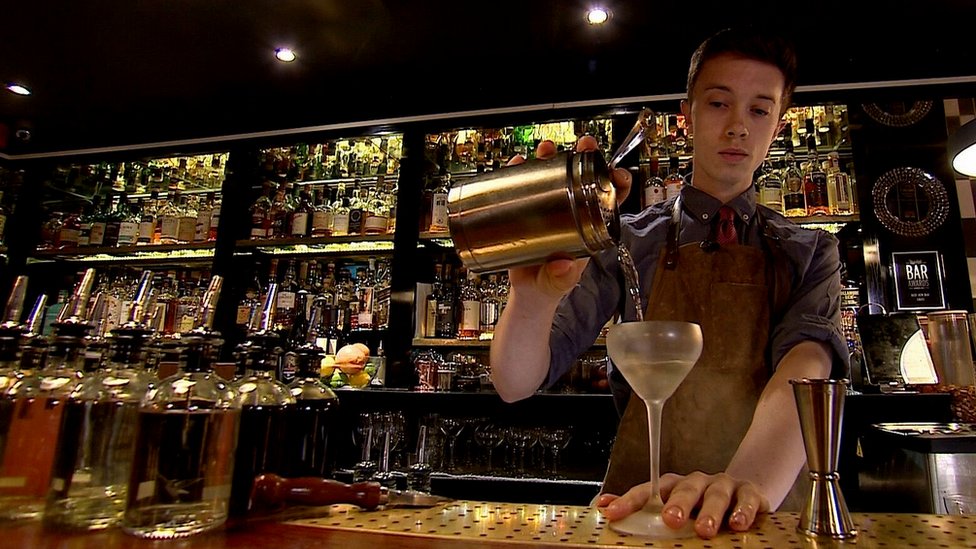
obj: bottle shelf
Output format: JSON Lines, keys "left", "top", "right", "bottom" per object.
{"left": 236, "top": 234, "right": 395, "bottom": 257}
{"left": 30, "top": 241, "right": 216, "bottom": 265}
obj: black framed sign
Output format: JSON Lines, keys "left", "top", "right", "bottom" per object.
{"left": 892, "top": 251, "right": 946, "bottom": 311}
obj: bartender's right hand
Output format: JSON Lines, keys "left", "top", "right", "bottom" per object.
{"left": 504, "top": 137, "right": 631, "bottom": 301}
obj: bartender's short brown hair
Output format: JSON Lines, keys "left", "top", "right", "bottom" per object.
{"left": 687, "top": 27, "right": 798, "bottom": 116}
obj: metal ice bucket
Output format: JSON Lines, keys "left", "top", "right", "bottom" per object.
{"left": 447, "top": 150, "right": 619, "bottom": 273}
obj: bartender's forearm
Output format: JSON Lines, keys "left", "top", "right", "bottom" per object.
{"left": 489, "top": 290, "right": 559, "bottom": 402}
{"left": 726, "top": 340, "right": 832, "bottom": 510}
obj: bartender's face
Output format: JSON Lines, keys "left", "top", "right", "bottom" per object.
{"left": 681, "top": 53, "right": 787, "bottom": 201}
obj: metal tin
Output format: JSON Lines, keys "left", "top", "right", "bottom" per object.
{"left": 447, "top": 150, "right": 618, "bottom": 273}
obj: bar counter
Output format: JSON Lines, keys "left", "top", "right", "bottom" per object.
{"left": 4, "top": 501, "right": 975, "bottom": 548}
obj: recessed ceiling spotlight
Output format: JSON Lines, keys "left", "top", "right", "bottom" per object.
{"left": 275, "top": 48, "right": 297, "bottom": 63}
{"left": 586, "top": 7, "right": 611, "bottom": 25}
{"left": 6, "top": 83, "right": 31, "bottom": 96}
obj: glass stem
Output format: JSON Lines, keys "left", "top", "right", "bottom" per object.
{"left": 645, "top": 399, "right": 665, "bottom": 511}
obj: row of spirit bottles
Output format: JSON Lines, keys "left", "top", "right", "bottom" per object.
{"left": 424, "top": 264, "right": 510, "bottom": 341}
{"left": 757, "top": 135, "right": 857, "bottom": 217}
{"left": 259, "top": 136, "right": 403, "bottom": 182}
{"left": 57, "top": 152, "right": 228, "bottom": 197}
{"left": 249, "top": 177, "right": 397, "bottom": 239}
{"left": 0, "top": 271, "right": 341, "bottom": 538}
{"left": 39, "top": 189, "right": 222, "bottom": 249}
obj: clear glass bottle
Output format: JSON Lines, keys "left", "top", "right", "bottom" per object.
{"left": 782, "top": 140, "right": 807, "bottom": 218}
{"left": 275, "top": 259, "right": 299, "bottom": 336}
{"left": 663, "top": 156, "right": 683, "bottom": 200}
{"left": 137, "top": 191, "right": 158, "bottom": 245}
{"left": 641, "top": 157, "right": 666, "bottom": 209}
{"left": 157, "top": 192, "right": 181, "bottom": 245}
{"left": 802, "top": 131, "right": 830, "bottom": 216}
{"left": 456, "top": 269, "right": 481, "bottom": 340}
{"left": 428, "top": 173, "right": 450, "bottom": 233}
{"left": 122, "top": 277, "right": 240, "bottom": 539}
{"left": 177, "top": 194, "right": 198, "bottom": 244}
{"left": 44, "top": 272, "right": 157, "bottom": 530}
{"left": 826, "top": 152, "right": 854, "bottom": 215}
{"left": 757, "top": 159, "right": 784, "bottom": 214}
{"left": 310, "top": 187, "right": 333, "bottom": 237}
{"left": 207, "top": 191, "right": 222, "bottom": 241}
{"left": 194, "top": 192, "right": 214, "bottom": 243}
{"left": 331, "top": 185, "right": 350, "bottom": 237}
{"left": 250, "top": 182, "right": 274, "bottom": 240}
{"left": 288, "top": 187, "right": 313, "bottom": 238}
{"left": 479, "top": 273, "right": 500, "bottom": 340}
{"left": 0, "top": 270, "right": 96, "bottom": 520}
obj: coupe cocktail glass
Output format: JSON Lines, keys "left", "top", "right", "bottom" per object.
{"left": 605, "top": 320, "right": 703, "bottom": 538}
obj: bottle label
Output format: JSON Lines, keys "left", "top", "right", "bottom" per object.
{"left": 88, "top": 222, "right": 106, "bottom": 246}
{"left": 209, "top": 205, "right": 221, "bottom": 235}
{"left": 58, "top": 228, "right": 80, "bottom": 248}
{"left": 332, "top": 213, "right": 350, "bottom": 235}
{"left": 348, "top": 209, "right": 363, "bottom": 234}
{"left": 236, "top": 304, "right": 252, "bottom": 325}
{"left": 430, "top": 193, "right": 448, "bottom": 230}
{"left": 277, "top": 291, "right": 296, "bottom": 310}
{"left": 461, "top": 300, "right": 480, "bottom": 331}
{"left": 364, "top": 214, "right": 388, "bottom": 234}
{"left": 643, "top": 186, "right": 666, "bottom": 207}
{"left": 177, "top": 217, "right": 196, "bottom": 242}
{"left": 195, "top": 211, "right": 212, "bottom": 241}
{"left": 160, "top": 217, "right": 179, "bottom": 240}
{"left": 290, "top": 212, "right": 309, "bottom": 236}
{"left": 117, "top": 221, "right": 139, "bottom": 245}
{"left": 138, "top": 221, "right": 154, "bottom": 242}
{"left": 311, "top": 210, "right": 333, "bottom": 235}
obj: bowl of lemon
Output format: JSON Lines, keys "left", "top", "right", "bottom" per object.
{"left": 320, "top": 343, "right": 383, "bottom": 389}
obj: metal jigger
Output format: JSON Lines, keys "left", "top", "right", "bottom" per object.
{"left": 790, "top": 378, "right": 858, "bottom": 540}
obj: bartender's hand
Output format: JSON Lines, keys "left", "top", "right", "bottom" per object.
{"left": 504, "top": 137, "right": 632, "bottom": 300}
{"left": 595, "top": 472, "right": 770, "bottom": 539}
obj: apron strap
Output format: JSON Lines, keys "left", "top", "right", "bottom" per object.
{"left": 663, "top": 195, "right": 682, "bottom": 270}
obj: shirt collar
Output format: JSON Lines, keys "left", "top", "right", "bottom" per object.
{"left": 679, "top": 181, "right": 757, "bottom": 226}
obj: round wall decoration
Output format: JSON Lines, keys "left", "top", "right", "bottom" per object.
{"left": 871, "top": 166, "right": 949, "bottom": 237}
{"left": 861, "top": 101, "right": 934, "bottom": 127}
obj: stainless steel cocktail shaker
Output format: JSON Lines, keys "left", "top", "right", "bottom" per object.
{"left": 447, "top": 150, "right": 619, "bottom": 273}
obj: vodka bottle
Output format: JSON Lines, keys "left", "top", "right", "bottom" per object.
{"left": 44, "top": 271, "right": 157, "bottom": 530}
{"left": 122, "top": 276, "right": 240, "bottom": 539}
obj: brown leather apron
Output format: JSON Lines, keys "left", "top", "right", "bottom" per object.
{"left": 602, "top": 196, "right": 803, "bottom": 510}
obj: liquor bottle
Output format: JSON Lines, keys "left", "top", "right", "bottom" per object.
{"left": 157, "top": 192, "right": 181, "bottom": 244}
{"left": 177, "top": 194, "right": 198, "bottom": 244}
{"left": 641, "top": 157, "right": 666, "bottom": 209}
{"left": 207, "top": 191, "right": 221, "bottom": 241}
{"left": 782, "top": 140, "right": 807, "bottom": 218}
{"left": 456, "top": 269, "right": 481, "bottom": 340}
{"left": 275, "top": 259, "right": 299, "bottom": 335}
{"left": 283, "top": 338, "right": 340, "bottom": 479}
{"left": 102, "top": 193, "right": 122, "bottom": 247}
{"left": 137, "top": 191, "right": 158, "bottom": 245}
{"left": 229, "top": 288, "right": 294, "bottom": 517}
{"left": 194, "top": 192, "right": 215, "bottom": 243}
{"left": 802, "top": 133, "right": 830, "bottom": 216}
{"left": 385, "top": 176, "right": 398, "bottom": 235}
{"left": 331, "top": 185, "right": 350, "bottom": 237}
{"left": 355, "top": 259, "right": 377, "bottom": 331}
{"left": 0, "top": 276, "right": 28, "bottom": 394}
{"left": 77, "top": 200, "right": 94, "bottom": 247}
{"left": 116, "top": 193, "right": 140, "bottom": 246}
{"left": 44, "top": 271, "right": 157, "bottom": 530}
{"left": 757, "top": 159, "right": 784, "bottom": 214}
{"left": 663, "top": 156, "right": 683, "bottom": 200}
{"left": 826, "top": 152, "right": 854, "bottom": 215}
{"left": 479, "top": 273, "right": 500, "bottom": 340}
{"left": 122, "top": 277, "right": 240, "bottom": 539}
{"left": 0, "top": 269, "right": 96, "bottom": 520}
{"left": 347, "top": 183, "right": 365, "bottom": 236}
{"left": 236, "top": 270, "right": 263, "bottom": 329}
{"left": 250, "top": 182, "right": 274, "bottom": 240}
{"left": 88, "top": 196, "right": 107, "bottom": 247}
{"left": 434, "top": 264, "right": 456, "bottom": 339}
{"left": 425, "top": 264, "right": 443, "bottom": 338}
{"left": 363, "top": 177, "right": 390, "bottom": 235}
{"left": 428, "top": 172, "right": 450, "bottom": 233}
{"left": 310, "top": 187, "right": 333, "bottom": 237}
{"left": 372, "top": 260, "right": 392, "bottom": 331}
{"left": 288, "top": 187, "right": 313, "bottom": 237}
{"left": 57, "top": 206, "right": 82, "bottom": 249}
{"left": 268, "top": 182, "right": 291, "bottom": 239}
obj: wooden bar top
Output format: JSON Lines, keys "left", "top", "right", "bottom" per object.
{"left": 3, "top": 501, "right": 975, "bottom": 548}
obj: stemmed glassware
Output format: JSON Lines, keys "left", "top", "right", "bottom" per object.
{"left": 605, "top": 320, "right": 703, "bottom": 539}
{"left": 438, "top": 416, "right": 465, "bottom": 473}
{"left": 541, "top": 428, "right": 572, "bottom": 479}
{"left": 474, "top": 423, "right": 505, "bottom": 474}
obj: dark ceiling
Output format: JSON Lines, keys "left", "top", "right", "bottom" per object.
{"left": 2, "top": 0, "right": 975, "bottom": 158}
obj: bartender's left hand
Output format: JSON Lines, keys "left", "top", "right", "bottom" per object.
{"left": 595, "top": 472, "right": 770, "bottom": 539}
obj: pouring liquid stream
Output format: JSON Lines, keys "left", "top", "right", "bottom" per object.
{"left": 617, "top": 243, "right": 644, "bottom": 322}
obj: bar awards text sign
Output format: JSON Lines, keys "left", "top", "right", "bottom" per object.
{"left": 892, "top": 251, "right": 946, "bottom": 311}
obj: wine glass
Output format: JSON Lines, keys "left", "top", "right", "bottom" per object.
{"left": 438, "top": 417, "right": 465, "bottom": 473}
{"left": 605, "top": 320, "right": 703, "bottom": 539}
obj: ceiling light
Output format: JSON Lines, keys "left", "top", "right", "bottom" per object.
{"left": 948, "top": 119, "right": 976, "bottom": 177}
{"left": 6, "top": 83, "right": 31, "bottom": 96}
{"left": 274, "top": 48, "right": 297, "bottom": 63}
{"left": 586, "top": 7, "right": 611, "bottom": 25}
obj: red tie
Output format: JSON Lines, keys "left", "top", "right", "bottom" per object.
{"left": 716, "top": 206, "right": 737, "bottom": 246}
